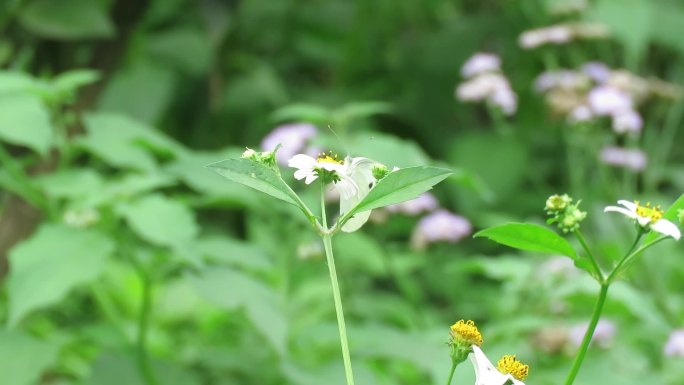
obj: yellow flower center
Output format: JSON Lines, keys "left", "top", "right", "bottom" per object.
{"left": 497, "top": 355, "right": 529, "bottom": 381}
{"left": 449, "top": 319, "right": 483, "bottom": 346}
{"left": 317, "top": 151, "right": 344, "bottom": 165}
{"left": 634, "top": 201, "right": 663, "bottom": 224}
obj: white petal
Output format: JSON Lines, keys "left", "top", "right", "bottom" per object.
{"left": 604, "top": 206, "right": 638, "bottom": 219}
{"left": 293, "top": 169, "right": 312, "bottom": 181}
{"left": 651, "top": 219, "right": 681, "bottom": 240}
{"left": 470, "top": 346, "right": 511, "bottom": 385}
{"left": 617, "top": 200, "right": 637, "bottom": 211}
{"left": 288, "top": 154, "right": 317, "bottom": 169}
{"left": 304, "top": 173, "right": 318, "bottom": 185}
{"left": 636, "top": 215, "right": 652, "bottom": 227}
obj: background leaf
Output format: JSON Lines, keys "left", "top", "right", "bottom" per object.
{"left": 0, "top": 93, "right": 53, "bottom": 154}
{"left": 7, "top": 224, "right": 114, "bottom": 327}
{"left": 0, "top": 331, "right": 60, "bottom": 385}
{"left": 18, "top": 0, "right": 115, "bottom": 40}
{"left": 121, "top": 194, "right": 199, "bottom": 249}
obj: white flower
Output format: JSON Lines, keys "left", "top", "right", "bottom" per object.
{"left": 461, "top": 53, "right": 501, "bottom": 78}
{"left": 604, "top": 200, "right": 681, "bottom": 240}
{"left": 470, "top": 346, "right": 526, "bottom": 385}
{"left": 288, "top": 153, "right": 388, "bottom": 232}
{"left": 288, "top": 153, "right": 349, "bottom": 186}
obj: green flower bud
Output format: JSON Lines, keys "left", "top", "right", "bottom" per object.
{"left": 545, "top": 194, "right": 572, "bottom": 213}
{"left": 372, "top": 163, "right": 390, "bottom": 180}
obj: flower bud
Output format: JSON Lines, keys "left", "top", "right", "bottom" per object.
{"left": 372, "top": 163, "right": 390, "bottom": 180}
{"left": 545, "top": 194, "right": 572, "bottom": 213}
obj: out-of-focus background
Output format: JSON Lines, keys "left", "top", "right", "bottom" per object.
{"left": 1, "top": 0, "right": 684, "bottom": 384}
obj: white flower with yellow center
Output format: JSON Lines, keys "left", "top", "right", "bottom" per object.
{"left": 470, "top": 346, "right": 527, "bottom": 385}
{"left": 288, "top": 152, "right": 349, "bottom": 185}
{"left": 604, "top": 200, "right": 681, "bottom": 240}
{"left": 289, "top": 152, "right": 387, "bottom": 232}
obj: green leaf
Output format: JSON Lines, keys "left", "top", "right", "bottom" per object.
{"left": 270, "top": 103, "right": 332, "bottom": 124}
{"left": 80, "top": 112, "right": 181, "bottom": 171}
{"left": 147, "top": 28, "right": 212, "bottom": 76}
{"left": 121, "top": 194, "right": 199, "bottom": 248}
{"left": 339, "top": 166, "right": 452, "bottom": 226}
{"left": 643, "top": 193, "right": 684, "bottom": 244}
{"left": 36, "top": 168, "right": 104, "bottom": 199}
{"left": 474, "top": 223, "right": 577, "bottom": 259}
{"left": 7, "top": 224, "right": 114, "bottom": 327}
{"left": 52, "top": 69, "right": 100, "bottom": 95}
{"left": 0, "top": 331, "right": 60, "bottom": 385}
{"left": 334, "top": 101, "right": 394, "bottom": 122}
{"left": 18, "top": 0, "right": 115, "bottom": 40}
{"left": 194, "top": 235, "right": 272, "bottom": 271}
{"left": 207, "top": 158, "right": 311, "bottom": 217}
{"left": 0, "top": 93, "right": 53, "bottom": 154}
{"left": 85, "top": 353, "right": 201, "bottom": 385}
{"left": 188, "top": 267, "right": 287, "bottom": 355}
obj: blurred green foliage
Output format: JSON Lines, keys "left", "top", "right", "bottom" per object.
{"left": 1, "top": 0, "right": 684, "bottom": 384}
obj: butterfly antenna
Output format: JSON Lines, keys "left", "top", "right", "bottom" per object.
{"left": 327, "top": 124, "right": 351, "bottom": 158}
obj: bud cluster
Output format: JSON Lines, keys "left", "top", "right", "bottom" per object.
{"left": 545, "top": 194, "right": 587, "bottom": 233}
{"left": 242, "top": 147, "right": 279, "bottom": 172}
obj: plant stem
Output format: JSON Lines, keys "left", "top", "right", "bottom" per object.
{"left": 320, "top": 184, "right": 355, "bottom": 385}
{"left": 445, "top": 361, "right": 457, "bottom": 385}
{"left": 605, "top": 232, "right": 642, "bottom": 284}
{"left": 563, "top": 283, "right": 609, "bottom": 385}
{"left": 573, "top": 230, "right": 603, "bottom": 281}
{"left": 137, "top": 271, "right": 158, "bottom": 385}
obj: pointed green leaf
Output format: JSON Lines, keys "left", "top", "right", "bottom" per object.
{"left": 208, "top": 158, "right": 311, "bottom": 218}
{"left": 0, "top": 93, "right": 53, "bottom": 155}
{"left": 474, "top": 223, "right": 577, "bottom": 259}
{"left": 339, "top": 166, "right": 452, "bottom": 226}
{"left": 120, "top": 194, "right": 199, "bottom": 248}
{"left": 0, "top": 331, "right": 60, "bottom": 385}
{"left": 7, "top": 224, "right": 114, "bottom": 327}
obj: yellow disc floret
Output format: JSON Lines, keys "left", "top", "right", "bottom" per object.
{"left": 497, "top": 355, "right": 529, "bottom": 381}
{"left": 317, "top": 151, "right": 344, "bottom": 165}
{"left": 449, "top": 319, "right": 483, "bottom": 347}
{"left": 635, "top": 201, "right": 663, "bottom": 224}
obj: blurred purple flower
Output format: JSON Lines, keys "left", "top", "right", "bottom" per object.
{"left": 260, "top": 123, "right": 318, "bottom": 164}
{"left": 664, "top": 329, "right": 684, "bottom": 358}
{"left": 537, "top": 256, "right": 580, "bottom": 278}
{"left": 600, "top": 146, "right": 647, "bottom": 172}
{"left": 456, "top": 73, "right": 518, "bottom": 116}
{"left": 588, "top": 86, "right": 633, "bottom": 116}
{"left": 461, "top": 53, "right": 501, "bottom": 78}
{"left": 582, "top": 62, "right": 612, "bottom": 84}
{"left": 569, "top": 319, "right": 617, "bottom": 349}
{"left": 386, "top": 192, "right": 439, "bottom": 215}
{"left": 611, "top": 109, "right": 643, "bottom": 134}
{"left": 534, "top": 70, "right": 588, "bottom": 93}
{"left": 411, "top": 209, "right": 472, "bottom": 250}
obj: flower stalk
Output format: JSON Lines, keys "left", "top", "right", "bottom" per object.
{"left": 320, "top": 183, "right": 356, "bottom": 385}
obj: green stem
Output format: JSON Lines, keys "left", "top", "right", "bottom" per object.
{"left": 0, "top": 144, "right": 51, "bottom": 214}
{"left": 137, "top": 271, "right": 158, "bottom": 385}
{"left": 320, "top": 184, "right": 355, "bottom": 385}
{"left": 445, "top": 361, "right": 457, "bottom": 385}
{"left": 573, "top": 230, "right": 603, "bottom": 281}
{"left": 606, "top": 234, "right": 668, "bottom": 284}
{"left": 605, "top": 232, "right": 643, "bottom": 284}
{"left": 563, "top": 284, "right": 609, "bottom": 385}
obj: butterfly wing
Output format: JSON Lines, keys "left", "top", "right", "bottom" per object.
{"left": 340, "top": 157, "right": 376, "bottom": 232}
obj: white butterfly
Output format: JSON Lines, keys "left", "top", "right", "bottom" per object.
{"left": 338, "top": 157, "right": 377, "bottom": 232}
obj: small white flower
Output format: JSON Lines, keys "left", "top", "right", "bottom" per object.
{"left": 461, "top": 53, "right": 501, "bottom": 78}
{"left": 288, "top": 153, "right": 349, "bottom": 186}
{"left": 470, "top": 346, "right": 526, "bottom": 385}
{"left": 604, "top": 200, "right": 681, "bottom": 240}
